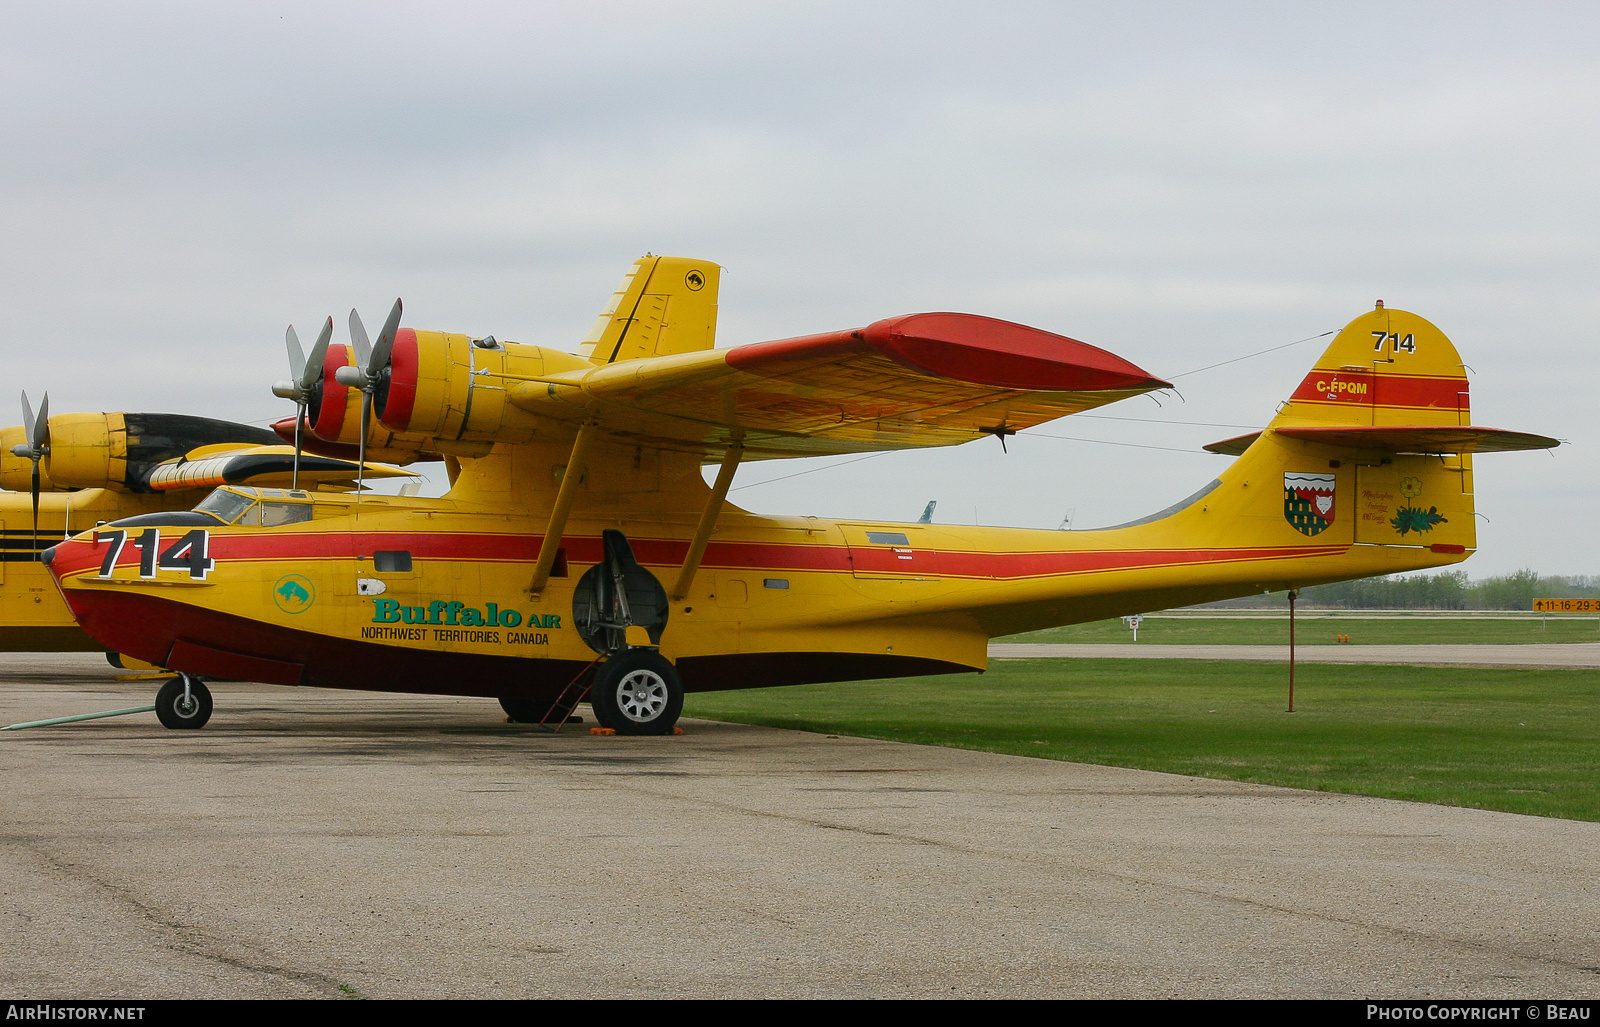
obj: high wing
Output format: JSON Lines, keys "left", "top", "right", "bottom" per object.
{"left": 517, "top": 312, "right": 1171, "bottom": 459}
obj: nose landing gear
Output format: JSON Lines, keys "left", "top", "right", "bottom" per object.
{"left": 154, "top": 673, "right": 212, "bottom": 730}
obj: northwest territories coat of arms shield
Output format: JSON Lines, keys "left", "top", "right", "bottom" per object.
{"left": 1283, "top": 472, "right": 1336, "bottom": 536}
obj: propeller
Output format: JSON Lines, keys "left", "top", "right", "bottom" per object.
{"left": 272, "top": 316, "right": 333, "bottom": 489}
{"left": 10, "top": 391, "right": 50, "bottom": 552}
{"left": 333, "top": 299, "right": 403, "bottom": 512}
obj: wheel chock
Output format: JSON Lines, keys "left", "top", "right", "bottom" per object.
{"left": 586, "top": 727, "right": 682, "bottom": 736}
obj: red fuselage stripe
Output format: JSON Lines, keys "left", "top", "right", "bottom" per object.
{"left": 52, "top": 531, "right": 1346, "bottom": 582}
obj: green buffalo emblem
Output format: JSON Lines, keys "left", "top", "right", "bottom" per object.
{"left": 273, "top": 574, "right": 316, "bottom": 614}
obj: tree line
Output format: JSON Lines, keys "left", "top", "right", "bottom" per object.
{"left": 1208, "top": 570, "right": 1600, "bottom": 610}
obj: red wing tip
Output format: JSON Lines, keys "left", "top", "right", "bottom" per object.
{"left": 864, "top": 312, "right": 1166, "bottom": 393}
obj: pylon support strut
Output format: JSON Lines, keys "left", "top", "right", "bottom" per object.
{"left": 671, "top": 438, "right": 744, "bottom": 600}
{"left": 529, "top": 420, "right": 599, "bottom": 597}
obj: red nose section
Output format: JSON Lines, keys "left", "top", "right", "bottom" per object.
{"left": 269, "top": 416, "right": 363, "bottom": 462}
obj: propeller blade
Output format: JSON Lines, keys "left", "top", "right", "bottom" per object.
{"left": 355, "top": 389, "right": 371, "bottom": 517}
{"left": 348, "top": 308, "right": 371, "bottom": 371}
{"left": 20, "top": 391, "right": 34, "bottom": 446}
{"left": 301, "top": 316, "right": 334, "bottom": 391}
{"left": 23, "top": 391, "right": 48, "bottom": 555}
{"left": 284, "top": 321, "right": 305, "bottom": 382}
{"left": 291, "top": 401, "right": 304, "bottom": 490}
{"left": 285, "top": 326, "right": 306, "bottom": 384}
{"left": 366, "top": 298, "right": 403, "bottom": 377}
{"left": 32, "top": 392, "right": 48, "bottom": 454}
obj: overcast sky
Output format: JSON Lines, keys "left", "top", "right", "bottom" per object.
{"left": 2, "top": 1, "right": 1594, "bottom": 575}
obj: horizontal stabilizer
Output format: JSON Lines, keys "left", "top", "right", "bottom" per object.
{"left": 1204, "top": 425, "right": 1560, "bottom": 456}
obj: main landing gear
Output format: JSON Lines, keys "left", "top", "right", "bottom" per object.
{"left": 570, "top": 529, "right": 683, "bottom": 735}
{"left": 498, "top": 648, "right": 682, "bottom": 734}
{"left": 588, "top": 648, "right": 684, "bottom": 736}
{"left": 154, "top": 673, "right": 212, "bottom": 730}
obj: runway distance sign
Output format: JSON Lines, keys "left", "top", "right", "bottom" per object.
{"left": 1533, "top": 599, "right": 1600, "bottom": 613}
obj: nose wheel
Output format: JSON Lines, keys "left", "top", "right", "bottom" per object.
{"left": 155, "top": 674, "right": 213, "bottom": 730}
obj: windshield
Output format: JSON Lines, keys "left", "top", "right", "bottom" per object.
{"left": 194, "top": 489, "right": 255, "bottom": 525}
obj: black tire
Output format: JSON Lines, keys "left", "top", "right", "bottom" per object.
{"left": 588, "top": 649, "right": 683, "bottom": 736}
{"left": 499, "top": 696, "right": 545, "bottom": 723}
{"left": 155, "top": 675, "right": 212, "bottom": 730}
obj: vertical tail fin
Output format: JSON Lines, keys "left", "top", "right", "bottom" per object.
{"left": 1269, "top": 303, "right": 1469, "bottom": 430}
{"left": 575, "top": 256, "right": 721, "bottom": 365}
{"left": 1198, "top": 305, "right": 1488, "bottom": 562}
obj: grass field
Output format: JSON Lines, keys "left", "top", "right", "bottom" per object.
{"left": 1001, "top": 616, "right": 1600, "bottom": 645}
{"left": 683, "top": 658, "right": 1600, "bottom": 822}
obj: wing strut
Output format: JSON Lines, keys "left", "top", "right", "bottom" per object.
{"left": 670, "top": 436, "right": 744, "bottom": 600}
{"left": 528, "top": 420, "right": 600, "bottom": 597}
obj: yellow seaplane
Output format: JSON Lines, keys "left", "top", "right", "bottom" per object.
{"left": 41, "top": 257, "right": 1557, "bottom": 734}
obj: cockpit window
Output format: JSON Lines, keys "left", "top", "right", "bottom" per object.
{"left": 258, "top": 502, "right": 313, "bottom": 527}
{"left": 194, "top": 489, "right": 255, "bottom": 525}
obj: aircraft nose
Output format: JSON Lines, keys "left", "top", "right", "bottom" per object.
{"left": 40, "top": 546, "right": 55, "bottom": 567}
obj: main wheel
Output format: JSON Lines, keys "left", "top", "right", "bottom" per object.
{"left": 155, "top": 675, "right": 212, "bottom": 730}
{"left": 588, "top": 649, "right": 683, "bottom": 736}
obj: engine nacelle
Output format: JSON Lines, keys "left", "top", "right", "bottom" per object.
{"left": 0, "top": 425, "right": 58, "bottom": 491}
{"left": 304, "top": 329, "right": 589, "bottom": 454}
{"left": 0, "top": 413, "right": 279, "bottom": 493}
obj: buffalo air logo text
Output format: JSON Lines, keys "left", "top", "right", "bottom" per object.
{"left": 370, "top": 598, "right": 560, "bottom": 629}
{"left": 273, "top": 574, "right": 315, "bottom": 614}
{"left": 1283, "top": 472, "right": 1336, "bottom": 537}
